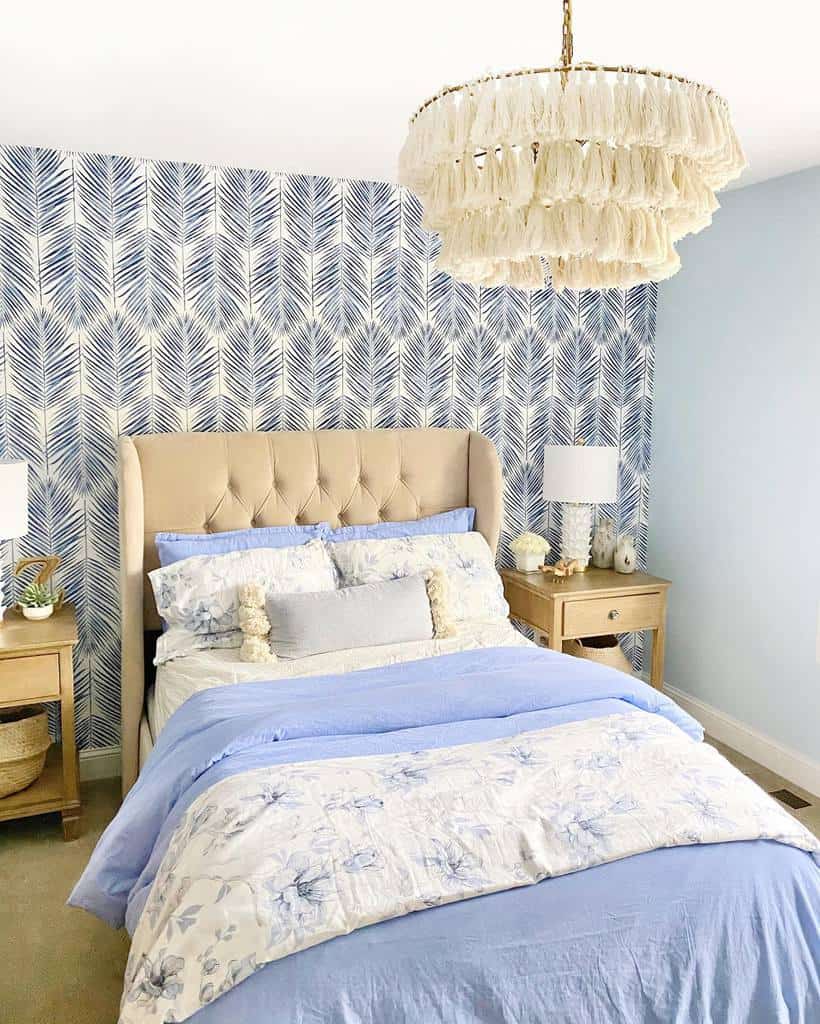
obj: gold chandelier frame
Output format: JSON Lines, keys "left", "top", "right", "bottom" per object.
{"left": 410, "top": 0, "right": 721, "bottom": 125}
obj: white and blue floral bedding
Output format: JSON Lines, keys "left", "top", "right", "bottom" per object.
{"left": 71, "top": 647, "right": 820, "bottom": 1024}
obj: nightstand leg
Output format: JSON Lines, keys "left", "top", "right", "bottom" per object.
{"left": 649, "top": 625, "right": 666, "bottom": 690}
{"left": 549, "top": 600, "right": 563, "bottom": 653}
{"left": 59, "top": 648, "right": 81, "bottom": 840}
{"left": 61, "top": 810, "right": 80, "bottom": 841}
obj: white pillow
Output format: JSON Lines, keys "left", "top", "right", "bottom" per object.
{"left": 330, "top": 532, "right": 508, "bottom": 624}
{"left": 150, "top": 539, "right": 337, "bottom": 663}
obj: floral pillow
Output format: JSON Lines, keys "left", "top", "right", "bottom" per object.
{"left": 150, "top": 540, "right": 337, "bottom": 664}
{"left": 329, "top": 532, "right": 508, "bottom": 624}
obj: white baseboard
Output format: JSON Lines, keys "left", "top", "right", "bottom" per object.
{"left": 665, "top": 685, "right": 820, "bottom": 797}
{"left": 79, "top": 745, "right": 121, "bottom": 782}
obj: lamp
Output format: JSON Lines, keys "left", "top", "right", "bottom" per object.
{"left": 542, "top": 444, "right": 617, "bottom": 569}
{"left": 0, "top": 459, "right": 29, "bottom": 621}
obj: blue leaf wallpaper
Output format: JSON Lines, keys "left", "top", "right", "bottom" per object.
{"left": 0, "top": 145, "right": 655, "bottom": 750}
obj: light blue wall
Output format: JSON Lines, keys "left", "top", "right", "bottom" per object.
{"left": 649, "top": 165, "right": 820, "bottom": 763}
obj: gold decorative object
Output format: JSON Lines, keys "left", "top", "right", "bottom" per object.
{"left": 398, "top": 0, "right": 745, "bottom": 291}
{"left": 13, "top": 556, "right": 65, "bottom": 611}
{"left": 540, "top": 557, "right": 583, "bottom": 580}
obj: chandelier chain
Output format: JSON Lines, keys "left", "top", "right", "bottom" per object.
{"left": 561, "top": 0, "right": 574, "bottom": 68}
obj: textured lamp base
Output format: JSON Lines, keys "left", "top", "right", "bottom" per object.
{"left": 560, "top": 503, "right": 593, "bottom": 569}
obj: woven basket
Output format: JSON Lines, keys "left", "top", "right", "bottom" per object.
{"left": 0, "top": 705, "right": 51, "bottom": 798}
{"left": 563, "top": 635, "right": 634, "bottom": 676}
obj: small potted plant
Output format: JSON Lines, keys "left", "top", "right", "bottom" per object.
{"left": 17, "top": 582, "right": 59, "bottom": 621}
{"left": 509, "top": 532, "right": 552, "bottom": 573}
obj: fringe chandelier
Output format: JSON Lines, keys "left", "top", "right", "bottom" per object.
{"left": 398, "top": 0, "right": 746, "bottom": 292}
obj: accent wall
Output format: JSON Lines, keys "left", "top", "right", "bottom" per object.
{"left": 0, "top": 145, "right": 656, "bottom": 749}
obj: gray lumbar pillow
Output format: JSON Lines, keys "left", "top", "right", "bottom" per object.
{"left": 266, "top": 574, "right": 434, "bottom": 660}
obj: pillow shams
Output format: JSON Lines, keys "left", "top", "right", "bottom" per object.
{"left": 155, "top": 523, "right": 329, "bottom": 567}
{"left": 330, "top": 532, "right": 508, "bottom": 623}
{"left": 150, "top": 539, "right": 337, "bottom": 663}
{"left": 326, "top": 508, "right": 474, "bottom": 543}
{"left": 267, "top": 575, "right": 434, "bottom": 660}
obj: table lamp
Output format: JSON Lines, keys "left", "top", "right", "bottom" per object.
{"left": 542, "top": 444, "right": 618, "bottom": 570}
{"left": 0, "top": 459, "right": 29, "bottom": 621}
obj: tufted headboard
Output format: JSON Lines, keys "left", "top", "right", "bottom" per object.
{"left": 119, "top": 427, "right": 503, "bottom": 792}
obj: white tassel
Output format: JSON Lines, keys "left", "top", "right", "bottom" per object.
{"left": 495, "top": 146, "right": 518, "bottom": 205}
{"left": 654, "top": 151, "right": 678, "bottom": 207}
{"left": 589, "top": 69, "right": 614, "bottom": 141}
{"left": 667, "top": 79, "right": 693, "bottom": 153}
{"left": 525, "top": 203, "right": 558, "bottom": 256}
{"left": 492, "top": 78, "right": 516, "bottom": 145}
{"left": 627, "top": 147, "right": 647, "bottom": 206}
{"left": 690, "top": 85, "right": 717, "bottom": 156}
{"left": 583, "top": 143, "right": 613, "bottom": 203}
{"left": 458, "top": 153, "right": 482, "bottom": 211}
{"left": 471, "top": 81, "right": 498, "bottom": 148}
{"left": 510, "top": 146, "right": 537, "bottom": 207}
{"left": 640, "top": 75, "right": 662, "bottom": 146}
{"left": 613, "top": 72, "right": 629, "bottom": 141}
{"left": 538, "top": 72, "right": 563, "bottom": 140}
{"left": 577, "top": 70, "right": 595, "bottom": 140}
{"left": 611, "top": 146, "right": 633, "bottom": 203}
{"left": 524, "top": 77, "right": 546, "bottom": 140}
{"left": 561, "top": 71, "right": 584, "bottom": 139}
{"left": 624, "top": 74, "right": 644, "bottom": 146}
{"left": 421, "top": 161, "right": 458, "bottom": 230}
{"left": 452, "top": 91, "right": 477, "bottom": 154}
{"left": 550, "top": 141, "right": 583, "bottom": 202}
{"left": 595, "top": 202, "right": 625, "bottom": 261}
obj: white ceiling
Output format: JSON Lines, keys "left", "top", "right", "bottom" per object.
{"left": 3, "top": 0, "right": 818, "bottom": 190}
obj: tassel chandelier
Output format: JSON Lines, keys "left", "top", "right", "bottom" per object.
{"left": 398, "top": 0, "right": 745, "bottom": 292}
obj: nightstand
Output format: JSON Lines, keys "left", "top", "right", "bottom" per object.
{"left": 501, "top": 567, "right": 670, "bottom": 690}
{"left": 0, "top": 604, "right": 80, "bottom": 840}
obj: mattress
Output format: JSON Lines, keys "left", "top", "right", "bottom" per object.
{"left": 148, "top": 618, "right": 531, "bottom": 738}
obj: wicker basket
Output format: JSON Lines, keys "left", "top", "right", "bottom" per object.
{"left": 0, "top": 705, "right": 51, "bottom": 798}
{"left": 563, "top": 635, "right": 634, "bottom": 676}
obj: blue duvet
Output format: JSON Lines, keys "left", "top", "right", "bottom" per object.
{"left": 71, "top": 647, "right": 820, "bottom": 1023}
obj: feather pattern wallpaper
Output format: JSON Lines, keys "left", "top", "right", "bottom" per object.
{"left": 0, "top": 145, "right": 655, "bottom": 750}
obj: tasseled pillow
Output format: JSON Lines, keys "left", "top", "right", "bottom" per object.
{"left": 238, "top": 583, "right": 277, "bottom": 663}
{"left": 424, "top": 566, "right": 457, "bottom": 639}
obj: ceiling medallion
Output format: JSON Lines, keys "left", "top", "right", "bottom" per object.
{"left": 398, "top": 0, "right": 745, "bottom": 291}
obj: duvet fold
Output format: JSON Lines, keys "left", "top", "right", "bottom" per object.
{"left": 120, "top": 710, "right": 817, "bottom": 1023}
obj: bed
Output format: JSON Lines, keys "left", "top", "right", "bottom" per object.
{"left": 73, "top": 427, "right": 819, "bottom": 1024}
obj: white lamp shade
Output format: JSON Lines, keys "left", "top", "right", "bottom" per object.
{"left": 542, "top": 445, "right": 618, "bottom": 504}
{"left": 0, "top": 459, "right": 29, "bottom": 540}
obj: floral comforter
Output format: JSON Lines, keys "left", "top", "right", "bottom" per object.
{"left": 120, "top": 709, "right": 818, "bottom": 1023}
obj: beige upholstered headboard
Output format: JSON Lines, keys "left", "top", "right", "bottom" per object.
{"left": 119, "top": 427, "right": 503, "bottom": 793}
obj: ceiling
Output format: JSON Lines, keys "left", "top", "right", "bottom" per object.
{"left": 3, "top": 0, "right": 818, "bottom": 190}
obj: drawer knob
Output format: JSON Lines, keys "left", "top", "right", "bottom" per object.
{"left": 608, "top": 608, "right": 620, "bottom": 620}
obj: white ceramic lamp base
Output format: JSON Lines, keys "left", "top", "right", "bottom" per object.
{"left": 560, "top": 503, "right": 593, "bottom": 569}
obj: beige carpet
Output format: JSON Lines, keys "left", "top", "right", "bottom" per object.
{"left": 0, "top": 746, "right": 817, "bottom": 1024}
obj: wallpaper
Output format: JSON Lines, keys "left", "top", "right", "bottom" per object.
{"left": 0, "top": 145, "right": 655, "bottom": 750}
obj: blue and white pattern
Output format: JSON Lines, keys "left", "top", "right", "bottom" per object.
{"left": 120, "top": 710, "right": 818, "bottom": 1023}
{"left": 151, "top": 540, "right": 336, "bottom": 664}
{"left": 330, "top": 532, "right": 508, "bottom": 623}
{"left": 0, "top": 144, "right": 655, "bottom": 749}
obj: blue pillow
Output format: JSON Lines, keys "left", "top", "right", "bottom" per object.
{"left": 327, "top": 507, "right": 475, "bottom": 543}
{"left": 155, "top": 523, "right": 330, "bottom": 567}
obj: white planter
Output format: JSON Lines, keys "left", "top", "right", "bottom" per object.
{"left": 514, "top": 551, "right": 544, "bottom": 573}
{"left": 21, "top": 605, "right": 54, "bottom": 621}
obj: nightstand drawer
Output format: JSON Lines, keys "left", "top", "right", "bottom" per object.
{"left": 0, "top": 653, "right": 61, "bottom": 702}
{"left": 563, "top": 592, "right": 662, "bottom": 636}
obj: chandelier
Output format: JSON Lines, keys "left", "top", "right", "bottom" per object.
{"left": 398, "top": 0, "right": 745, "bottom": 291}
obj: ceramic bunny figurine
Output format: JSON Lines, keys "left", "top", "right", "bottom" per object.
{"left": 614, "top": 535, "right": 636, "bottom": 574}
{"left": 591, "top": 520, "right": 616, "bottom": 569}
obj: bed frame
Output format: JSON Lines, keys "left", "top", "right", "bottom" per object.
{"left": 118, "top": 427, "right": 503, "bottom": 794}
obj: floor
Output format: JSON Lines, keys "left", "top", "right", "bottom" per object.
{"left": 0, "top": 745, "right": 817, "bottom": 1024}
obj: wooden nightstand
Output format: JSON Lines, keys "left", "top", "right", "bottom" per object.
{"left": 501, "top": 567, "right": 670, "bottom": 690}
{"left": 0, "top": 604, "right": 80, "bottom": 840}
